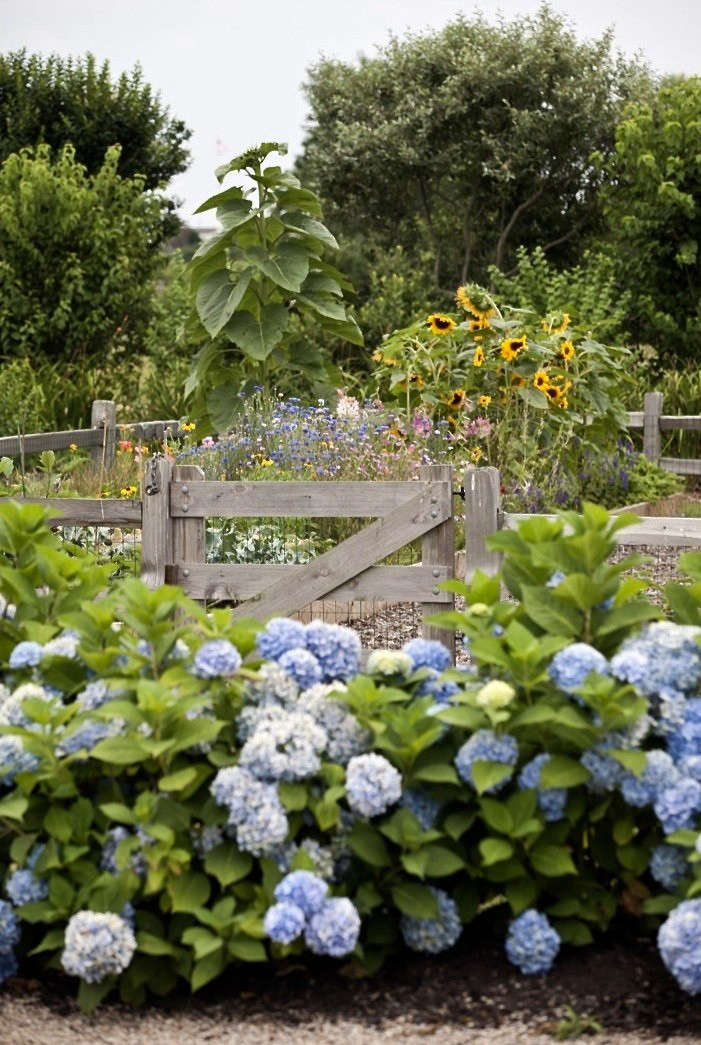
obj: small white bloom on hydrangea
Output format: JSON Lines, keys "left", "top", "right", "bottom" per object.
{"left": 476, "top": 680, "right": 516, "bottom": 711}
{"left": 366, "top": 650, "right": 413, "bottom": 678}
{"left": 61, "top": 911, "right": 136, "bottom": 983}
{"left": 345, "top": 753, "right": 402, "bottom": 818}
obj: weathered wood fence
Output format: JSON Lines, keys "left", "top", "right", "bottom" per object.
{"left": 627, "top": 392, "right": 701, "bottom": 476}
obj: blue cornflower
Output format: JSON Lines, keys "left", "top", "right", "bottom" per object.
{"left": 400, "top": 887, "right": 462, "bottom": 954}
{"left": 505, "top": 909, "right": 560, "bottom": 974}
{"left": 304, "top": 622, "right": 361, "bottom": 682}
{"left": 274, "top": 871, "right": 328, "bottom": 918}
{"left": 649, "top": 845, "right": 689, "bottom": 892}
{"left": 192, "top": 639, "right": 242, "bottom": 679}
{"left": 345, "top": 753, "right": 402, "bottom": 818}
{"left": 454, "top": 730, "right": 518, "bottom": 793}
{"left": 257, "top": 618, "right": 307, "bottom": 660}
{"left": 402, "top": 638, "right": 452, "bottom": 673}
{"left": 304, "top": 897, "right": 361, "bottom": 957}
{"left": 263, "top": 901, "right": 306, "bottom": 944}
{"left": 654, "top": 777, "right": 701, "bottom": 834}
{"left": 518, "top": 754, "right": 567, "bottom": 822}
{"left": 548, "top": 643, "right": 609, "bottom": 695}
{"left": 658, "top": 900, "right": 701, "bottom": 994}
{"left": 61, "top": 911, "right": 136, "bottom": 983}
{"left": 8, "top": 641, "right": 43, "bottom": 669}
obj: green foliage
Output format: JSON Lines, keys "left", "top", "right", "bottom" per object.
{"left": 626, "top": 455, "right": 683, "bottom": 504}
{"left": 599, "top": 76, "right": 701, "bottom": 363}
{"left": 0, "top": 145, "right": 164, "bottom": 363}
{"left": 185, "top": 143, "right": 362, "bottom": 433}
{"left": 297, "top": 7, "right": 650, "bottom": 290}
{"left": 0, "top": 359, "right": 48, "bottom": 437}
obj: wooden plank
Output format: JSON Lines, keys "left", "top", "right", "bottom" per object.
{"left": 505, "top": 512, "right": 701, "bottom": 546}
{"left": 90, "top": 400, "right": 117, "bottom": 468}
{"left": 171, "top": 466, "right": 206, "bottom": 566}
{"left": 170, "top": 480, "right": 432, "bottom": 519}
{"left": 140, "top": 456, "right": 173, "bottom": 589}
{"left": 420, "top": 464, "right": 455, "bottom": 660}
{"left": 626, "top": 411, "right": 644, "bottom": 428}
{"left": 659, "top": 416, "right": 701, "bottom": 431}
{"left": 121, "top": 420, "right": 182, "bottom": 443}
{"left": 166, "top": 563, "right": 454, "bottom": 603}
{"left": 16, "top": 497, "right": 141, "bottom": 526}
{"left": 229, "top": 480, "right": 452, "bottom": 619}
{"left": 660, "top": 457, "right": 701, "bottom": 475}
{"left": 464, "top": 466, "right": 502, "bottom": 576}
{"left": 642, "top": 392, "right": 663, "bottom": 463}
{"left": 0, "top": 428, "right": 102, "bottom": 457}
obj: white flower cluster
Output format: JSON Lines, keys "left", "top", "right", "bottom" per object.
{"left": 61, "top": 911, "right": 136, "bottom": 983}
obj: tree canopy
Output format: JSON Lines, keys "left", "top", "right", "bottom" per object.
{"left": 296, "top": 6, "right": 651, "bottom": 291}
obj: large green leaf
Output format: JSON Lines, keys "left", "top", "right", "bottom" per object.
{"left": 204, "top": 842, "right": 252, "bottom": 886}
{"left": 479, "top": 838, "right": 514, "bottom": 866}
{"left": 169, "top": 871, "right": 211, "bottom": 913}
{"left": 521, "top": 585, "right": 582, "bottom": 636}
{"left": 297, "top": 292, "right": 348, "bottom": 321}
{"left": 217, "top": 198, "right": 253, "bottom": 230}
{"left": 196, "top": 268, "right": 253, "bottom": 338}
{"left": 280, "top": 210, "right": 338, "bottom": 249}
{"left": 225, "top": 305, "right": 289, "bottom": 360}
{"left": 349, "top": 821, "right": 390, "bottom": 867}
{"left": 194, "top": 184, "right": 245, "bottom": 214}
{"left": 529, "top": 843, "right": 577, "bottom": 876}
{"left": 390, "top": 882, "right": 440, "bottom": 918}
{"left": 246, "top": 242, "right": 309, "bottom": 293}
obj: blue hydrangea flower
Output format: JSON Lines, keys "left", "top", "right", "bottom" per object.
{"left": 654, "top": 777, "right": 701, "bottom": 834}
{"left": 402, "top": 638, "right": 452, "bottom": 673}
{"left": 239, "top": 708, "right": 327, "bottom": 781}
{"left": 277, "top": 648, "right": 323, "bottom": 690}
{"left": 581, "top": 735, "right": 626, "bottom": 794}
{"left": 667, "top": 700, "right": 701, "bottom": 762}
{"left": 76, "top": 680, "right": 112, "bottom": 712}
{"left": 548, "top": 643, "right": 609, "bottom": 695}
{"left": 5, "top": 868, "right": 48, "bottom": 906}
{"left": 297, "top": 686, "right": 369, "bottom": 765}
{"left": 658, "top": 900, "right": 701, "bottom": 994}
{"left": 192, "top": 639, "right": 242, "bottom": 679}
{"left": 304, "top": 897, "right": 361, "bottom": 957}
{"left": 274, "top": 871, "right": 328, "bottom": 918}
{"left": 345, "top": 753, "right": 402, "bottom": 817}
{"left": 612, "top": 622, "right": 701, "bottom": 700}
{"left": 0, "top": 735, "right": 39, "bottom": 786}
{"left": 8, "top": 641, "right": 43, "bottom": 669}
{"left": 0, "top": 949, "right": 17, "bottom": 983}
{"left": 505, "top": 909, "right": 560, "bottom": 974}
{"left": 57, "top": 720, "right": 112, "bottom": 758}
{"left": 546, "top": 570, "right": 566, "bottom": 588}
{"left": 100, "top": 826, "right": 148, "bottom": 876}
{"left": 454, "top": 729, "right": 518, "bottom": 793}
{"left": 191, "top": 824, "right": 224, "bottom": 857}
{"left": 0, "top": 900, "right": 20, "bottom": 952}
{"left": 304, "top": 621, "right": 361, "bottom": 682}
{"left": 401, "top": 789, "right": 441, "bottom": 830}
{"left": 416, "top": 669, "right": 460, "bottom": 706}
{"left": 245, "top": 662, "right": 299, "bottom": 706}
{"left": 518, "top": 754, "right": 567, "bottom": 822}
{"left": 257, "top": 618, "right": 307, "bottom": 660}
{"left": 42, "top": 633, "right": 80, "bottom": 660}
{"left": 400, "top": 887, "right": 462, "bottom": 953}
{"left": 264, "top": 901, "right": 306, "bottom": 944}
{"left": 210, "top": 766, "right": 288, "bottom": 856}
{"left": 649, "top": 845, "right": 689, "bottom": 891}
{"left": 620, "top": 750, "right": 680, "bottom": 807}
{"left": 61, "top": 911, "right": 136, "bottom": 983}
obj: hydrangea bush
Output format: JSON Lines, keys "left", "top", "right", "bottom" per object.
{"left": 0, "top": 501, "right": 701, "bottom": 1010}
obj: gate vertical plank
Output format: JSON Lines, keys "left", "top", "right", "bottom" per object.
{"left": 464, "top": 466, "right": 502, "bottom": 576}
{"left": 90, "top": 400, "right": 117, "bottom": 469}
{"left": 171, "top": 465, "right": 206, "bottom": 580}
{"left": 419, "top": 464, "right": 455, "bottom": 661}
{"left": 643, "top": 392, "right": 663, "bottom": 464}
{"left": 140, "top": 456, "right": 173, "bottom": 589}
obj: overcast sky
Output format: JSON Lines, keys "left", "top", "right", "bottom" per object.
{"left": 3, "top": 0, "right": 700, "bottom": 226}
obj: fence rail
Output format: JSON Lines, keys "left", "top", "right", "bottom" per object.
{"left": 627, "top": 392, "right": 701, "bottom": 475}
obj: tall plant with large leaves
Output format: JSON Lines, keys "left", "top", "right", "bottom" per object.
{"left": 185, "top": 143, "right": 362, "bottom": 432}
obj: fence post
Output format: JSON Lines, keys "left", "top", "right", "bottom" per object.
{"left": 464, "top": 466, "right": 502, "bottom": 577}
{"left": 90, "top": 400, "right": 117, "bottom": 469}
{"left": 420, "top": 464, "right": 455, "bottom": 662}
{"left": 643, "top": 392, "right": 663, "bottom": 465}
{"left": 140, "top": 455, "right": 173, "bottom": 589}
{"left": 171, "top": 465, "right": 206, "bottom": 581}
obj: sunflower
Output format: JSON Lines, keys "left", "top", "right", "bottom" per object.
{"left": 447, "top": 388, "right": 467, "bottom": 409}
{"left": 542, "top": 312, "right": 571, "bottom": 335}
{"left": 510, "top": 375, "right": 526, "bottom": 388}
{"left": 372, "top": 350, "right": 383, "bottom": 362}
{"left": 533, "top": 369, "right": 550, "bottom": 390}
{"left": 428, "top": 313, "right": 457, "bottom": 335}
{"left": 469, "top": 446, "right": 484, "bottom": 463}
{"left": 456, "top": 284, "right": 496, "bottom": 321}
{"left": 409, "top": 374, "right": 425, "bottom": 388}
{"left": 473, "top": 346, "right": 485, "bottom": 367}
{"left": 559, "top": 340, "right": 575, "bottom": 362}
{"left": 478, "top": 394, "right": 492, "bottom": 407}
{"left": 500, "top": 336, "right": 527, "bottom": 362}
{"left": 469, "top": 317, "right": 490, "bottom": 333}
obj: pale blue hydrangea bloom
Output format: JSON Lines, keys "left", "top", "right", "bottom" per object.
{"left": 654, "top": 777, "right": 701, "bottom": 834}
{"left": 650, "top": 845, "right": 689, "bottom": 891}
{"left": 505, "top": 909, "right": 560, "bottom": 974}
{"left": 237, "top": 703, "right": 289, "bottom": 743}
{"left": 401, "top": 788, "right": 441, "bottom": 830}
{"left": 304, "top": 897, "right": 361, "bottom": 957}
{"left": 620, "top": 750, "right": 680, "bottom": 807}
{"left": 61, "top": 910, "right": 136, "bottom": 983}
{"left": 8, "top": 641, "right": 43, "bottom": 669}
{"left": 304, "top": 622, "right": 361, "bottom": 682}
{"left": 345, "top": 753, "right": 402, "bottom": 818}
{"left": 0, "top": 950, "right": 17, "bottom": 983}
{"left": 454, "top": 729, "right": 518, "bottom": 793}
{"left": 245, "top": 662, "right": 299, "bottom": 705}
{"left": 191, "top": 639, "right": 242, "bottom": 679}
{"left": 257, "top": 618, "right": 307, "bottom": 661}
{"left": 402, "top": 638, "right": 452, "bottom": 673}
{"left": 658, "top": 900, "right": 701, "bottom": 994}
{"left": 264, "top": 901, "right": 306, "bottom": 944}
{"left": 277, "top": 648, "right": 323, "bottom": 690}
{"left": 239, "top": 708, "right": 327, "bottom": 781}
{"left": 416, "top": 669, "right": 460, "bottom": 706}
{"left": 297, "top": 686, "right": 369, "bottom": 765}
{"left": 210, "top": 766, "right": 288, "bottom": 856}
{"left": 612, "top": 622, "right": 701, "bottom": 699}
{"left": 297, "top": 839, "right": 335, "bottom": 880}
{"left": 0, "top": 684, "right": 57, "bottom": 729}
{"left": 191, "top": 824, "right": 224, "bottom": 857}
{"left": 76, "top": 680, "right": 113, "bottom": 712}
{"left": 100, "top": 826, "right": 149, "bottom": 876}
{"left": 667, "top": 700, "right": 701, "bottom": 762}
{"left": 518, "top": 754, "right": 567, "bottom": 821}
{"left": 400, "top": 887, "right": 461, "bottom": 953}
{"left": 581, "top": 735, "right": 626, "bottom": 794}
{"left": 657, "top": 688, "right": 688, "bottom": 733}
{"left": 6, "top": 867, "right": 48, "bottom": 906}
{"left": 0, "top": 900, "right": 20, "bottom": 952}
{"left": 56, "top": 720, "right": 113, "bottom": 758}
{"left": 682, "top": 756, "right": 701, "bottom": 782}
{"left": 546, "top": 570, "right": 566, "bottom": 588}
{"left": 548, "top": 643, "right": 609, "bottom": 695}
{"left": 274, "top": 871, "right": 328, "bottom": 917}
{"left": 0, "top": 735, "right": 40, "bottom": 786}
{"left": 42, "top": 633, "right": 80, "bottom": 660}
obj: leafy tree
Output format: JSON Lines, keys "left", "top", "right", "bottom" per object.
{"left": 0, "top": 144, "right": 164, "bottom": 363}
{"left": 296, "top": 6, "right": 650, "bottom": 291}
{"left": 598, "top": 76, "right": 701, "bottom": 362}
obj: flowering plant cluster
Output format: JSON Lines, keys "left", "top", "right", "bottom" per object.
{"left": 1, "top": 500, "right": 701, "bottom": 1011}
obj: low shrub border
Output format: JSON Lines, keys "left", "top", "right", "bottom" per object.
{"left": 0, "top": 500, "right": 700, "bottom": 1010}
